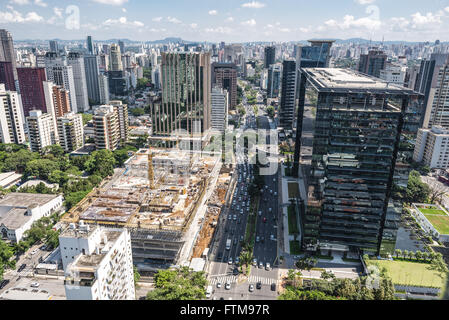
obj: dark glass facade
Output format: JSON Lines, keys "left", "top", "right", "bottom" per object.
{"left": 294, "top": 68, "right": 424, "bottom": 255}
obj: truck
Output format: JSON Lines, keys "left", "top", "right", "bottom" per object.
{"left": 226, "top": 239, "right": 231, "bottom": 250}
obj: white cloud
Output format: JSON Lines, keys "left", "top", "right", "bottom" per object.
{"left": 92, "top": 0, "right": 129, "bottom": 5}
{"left": 190, "top": 23, "right": 198, "bottom": 29}
{"left": 204, "top": 27, "right": 233, "bottom": 34}
{"left": 241, "top": 19, "right": 256, "bottom": 26}
{"left": 167, "top": 16, "right": 181, "bottom": 24}
{"left": 324, "top": 14, "right": 381, "bottom": 30}
{"left": 208, "top": 10, "right": 218, "bottom": 16}
{"left": 103, "top": 16, "right": 144, "bottom": 27}
{"left": 122, "top": 8, "right": 127, "bottom": 13}
{"left": 354, "top": 0, "right": 376, "bottom": 4}
{"left": 152, "top": 17, "right": 163, "bottom": 22}
{"left": 410, "top": 12, "right": 442, "bottom": 29}
{"left": 225, "top": 17, "right": 234, "bottom": 22}
{"left": 9, "top": 0, "right": 30, "bottom": 5}
{"left": 241, "top": 1, "right": 266, "bottom": 9}
{"left": 34, "top": 0, "right": 47, "bottom": 7}
{"left": 53, "top": 7, "right": 63, "bottom": 18}
{"left": 0, "top": 6, "right": 43, "bottom": 23}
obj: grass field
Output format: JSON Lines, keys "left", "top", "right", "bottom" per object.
{"left": 366, "top": 260, "right": 447, "bottom": 289}
{"left": 424, "top": 214, "right": 449, "bottom": 234}
{"left": 288, "top": 205, "right": 299, "bottom": 235}
{"left": 288, "top": 182, "right": 300, "bottom": 199}
{"left": 420, "top": 208, "right": 447, "bottom": 215}
{"left": 289, "top": 240, "right": 302, "bottom": 255}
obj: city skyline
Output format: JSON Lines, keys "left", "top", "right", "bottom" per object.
{"left": 1, "top": 0, "right": 449, "bottom": 43}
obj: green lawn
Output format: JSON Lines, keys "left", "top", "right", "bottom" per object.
{"left": 425, "top": 214, "right": 449, "bottom": 234}
{"left": 366, "top": 260, "right": 447, "bottom": 289}
{"left": 287, "top": 182, "right": 300, "bottom": 199}
{"left": 420, "top": 208, "right": 447, "bottom": 215}
{"left": 288, "top": 205, "right": 299, "bottom": 235}
{"left": 289, "top": 241, "right": 302, "bottom": 255}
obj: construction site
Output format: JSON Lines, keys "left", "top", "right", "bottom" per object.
{"left": 61, "top": 148, "right": 226, "bottom": 273}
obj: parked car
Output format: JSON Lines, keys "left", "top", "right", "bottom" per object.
{"left": 271, "top": 283, "right": 276, "bottom": 291}
{"left": 18, "top": 264, "right": 26, "bottom": 272}
{"left": 266, "top": 263, "right": 271, "bottom": 271}
{"left": 225, "top": 281, "right": 231, "bottom": 290}
{"left": 0, "top": 279, "right": 9, "bottom": 289}
{"left": 249, "top": 284, "right": 255, "bottom": 292}
{"left": 256, "top": 236, "right": 260, "bottom": 243}
{"left": 259, "top": 261, "right": 263, "bottom": 269}
{"left": 30, "top": 249, "right": 38, "bottom": 255}
{"left": 256, "top": 282, "right": 262, "bottom": 289}
{"left": 252, "top": 258, "right": 257, "bottom": 266}
{"left": 228, "top": 258, "right": 233, "bottom": 265}
{"left": 30, "top": 282, "right": 40, "bottom": 288}
{"left": 217, "top": 282, "right": 222, "bottom": 289}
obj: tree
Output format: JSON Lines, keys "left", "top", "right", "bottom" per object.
{"left": 408, "top": 251, "right": 415, "bottom": 261}
{"left": 321, "top": 270, "right": 336, "bottom": 281}
{"left": 147, "top": 267, "right": 207, "bottom": 300}
{"left": 295, "top": 256, "right": 317, "bottom": 271}
{"left": 136, "top": 77, "right": 150, "bottom": 90}
{"left": 394, "top": 249, "right": 402, "bottom": 259}
{"left": 134, "top": 266, "right": 141, "bottom": 286}
{"left": 266, "top": 106, "right": 275, "bottom": 117}
{"left": 415, "top": 250, "right": 423, "bottom": 261}
{"left": 130, "top": 107, "right": 145, "bottom": 117}
{"left": 80, "top": 113, "right": 93, "bottom": 126}
{"left": 85, "top": 149, "right": 116, "bottom": 178}
{"left": 0, "top": 240, "right": 15, "bottom": 281}
{"left": 427, "top": 180, "right": 447, "bottom": 204}
{"left": 405, "top": 171, "right": 430, "bottom": 204}
{"left": 24, "top": 159, "right": 60, "bottom": 181}
{"left": 403, "top": 250, "right": 409, "bottom": 260}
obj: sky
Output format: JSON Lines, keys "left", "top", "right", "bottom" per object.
{"left": 1, "top": 0, "right": 449, "bottom": 43}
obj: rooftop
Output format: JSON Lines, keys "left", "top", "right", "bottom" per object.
{"left": 303, "top": 68, "right": 419, "bottom": 94}
{"left": 0, "top": 192, "right": 60, "bottom": 208}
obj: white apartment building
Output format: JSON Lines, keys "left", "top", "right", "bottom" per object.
{"left": 413, "top": 126, "right": 449, "bottom": 168}
{"left": 26, "top": 110, "right": 58, "bottom": 153}
{"left": 211, "top": 87, "right": 229, "bottom": 133}
{"left": 110, "top": 100, "right": 129, "bottom": 144}
{"left": 0, "top": 83, "right": 26, "bottom": 144}
{"left": 46, "top": 64, "right": 78, "bottom": 113}
{"left": 379, "top": 64, "right": 406, "bottom": 86}
{"left": 60, "top": 224, "right": 135, "bottom": 300}
{"left": 57, "top": 112, "right": 84, "bottom": 152}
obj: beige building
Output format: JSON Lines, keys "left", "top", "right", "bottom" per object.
{"left": 0, "top": 83, "right": 26, "bottom": 144}
{"left": 57, "top": 112, "right": 84, "bottom": 152}
{"left": 413, "top": 126, "right": 449, "bottom": 168}
{"left": 110, "top": 100, "right": 129, "bottom": 145}
{"left": 93, "top": 105, "right": 120, "bottom": 150}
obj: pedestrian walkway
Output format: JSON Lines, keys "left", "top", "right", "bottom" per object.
{"left": 209, "top": 275, "right": 238, "bottom": 286}
{"left": 248, "top": 275, "right": 279, "bottom": 285}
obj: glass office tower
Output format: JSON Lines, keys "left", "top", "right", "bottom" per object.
{"left": 294, "top": 68, "right": 424, "bottom": 255}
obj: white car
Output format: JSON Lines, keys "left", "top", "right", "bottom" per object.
{"left": 225, "top": 281, "right": 231, "bottom": 290}
{"left": 265, "top": 263, "right": 271, "bottom": 271}
{"left": 217, "top": 282, "right": 222, "bottom": 289}
{"left": 30, "top": 282, "right": 40, "bottom": 288}
{"left": 228, "top": 258, "right": 233, "bottom": 265}
{"left": 30, "top": 249, "right": 38, "bottom": 255}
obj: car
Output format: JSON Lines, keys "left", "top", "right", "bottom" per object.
{"left": 268, "top": 208, "right": 272, "bottom": 213}
{"left": 252, "top": 258, "right": 257, "bottom": 266}
{"left": 270, "top": 234, "right": 275, "bottom": 241}
{"left": 233, "top": 267, "right": 239, "bottom": 275}
{"left": 30, "top": 282, "right": 40, "bottom": 288}
{"left": 271, "top": 283, "right": 276, "bottom": 291}
{"left": 266, "top": 263, "right": 271, "bottom": 271}
{"left": 249, "top": 284, "right": 255, "bottom": 292}
{"left": 228, "top": 215, "right": 232, "bottom": 220}
{"left": 18, "top": 264, "right": 26, "bottom": 272}
{"left": 30, "top": 249, "right": 38, "bottom": 255}
{"left": 256, "top": 282, "right": 262, "bottom": 289}
{"left": 255, "top": 236, "right": 260, "bottom": 243}
{"left": 225, "top": 281, "right": 231, "bottom": 290}
{"left": 217, "top": 282, "right": 222, "bottom": 289}
{"left": 235, "top": 257, "right": 240, "bottom": 264}
{"left": 240, "top": 235, "right": 244, "bottom": 242}
{"left": 270, "top": 189, "right": 273, "bottom": 194}
{"left": 217, "top": 252, "right": 223, "bottom": 260}
{"left": 258, "top": 211, "right": 262, "bottom": 216}
{"left": 233, "top": 215, "right": 237, "bottom": 221}
{"left": 261, "top": 236, "right": 265, "bottom": 243}
{"left": 263, "top": 217, "right": 267, "bottom": 223}
{"left": 240, "top": 209, "right": 243, "bottom": 214}
{"left": 273, "top": 178, "right": 276, "bottom": 182}
{"left": 274, "top": 192, "right": 278, "bottom": 196}
{"left": 233, "top": 238, "right": 238, "bottom": 245}
{"left": 228, "top": 258, "right": 233, "bottom": 265}
{"left": 237, "top": 218, "right": 241, "bottom": 224}
{"left": 259, "top": 261, "right": 263, "bottom": 269}
{"left": 0, "top": 279, "right": 9, "bottom": 289}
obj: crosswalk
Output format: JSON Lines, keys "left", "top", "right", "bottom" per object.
{"left": 209, "top": 275, "right": 278, "bottom": 286}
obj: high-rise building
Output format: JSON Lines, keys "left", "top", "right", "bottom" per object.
{"left": 87, "top": 36, "right": 95, "bottom": 55}
{"left": 0, "top": 29, "right": 18, "bottom": 82}
{"left": 67, "top": 52, "right": 90, "bottom": 113}
{"left": 49, "top": 40, "right": 59, "bottom": 53}
{"left": 413, "top": 126, "right": 449, "bottom": 169}
{"left": 84, "top": 55, "right": 101, "bottom": 104}
{"left": 0, "top": 84, "right": 26, "bottom": 144}
{"left": 415, "top": 54, "right": 449, "bottom": 129}
{"left": 152, "top": 52, "right": 211, "bottom": 136}
{"left": 60, "top": 224, "right": 135, "bottom": 300}
{"left": 93, "top": 105, "right": 120, "bottom": 150}
{"left": 17, "top": 67, "right": 48, "bottom": 117}
{"left": 118, "top": 40, "right": 125, "bottom": 55}
{"left": 98, "top": 74, "right": 110, "bottom": 104}
{"left": 264, "top": 46, "right": 276, "bottom": 68}
{"left": 110, "top": 44, "right": 123, "bottom": 72}
{"left": 379, "top": 64, "right": 406, "bottom": 86}
{"left": 110, "top": 100, "right": 129, "bottom": 145}
{"left": 267, "top": 63, "right": 282, "bottom": 98}
{"left": 108, "top": 71, "right": 128, "bottom": 96}
{"left": 296, "top": 40, "right": 334, "bottom": 69}
{"left": 279, "top": 59, "right": 297, "bottom": 130}
{"left": 57, "top": 112, "right": 84, "bottom": 152}
{"left": 0, "top": 61, "right": 16, "bottom": 91}
{"left": 52, "top": 85, "right": 71, "bottom": 117}
{"left": 293, "top": 68, "right": 424, "bottom": 255}
{"left": 211, "top": 86, "right": 229, "bottom": 133}
{"left": 211, "top": 63, "right": 237, "bottom": 109}
{"left": 26, "top": 110, "right": 59, "bottom": 153}
{"left": 358, "top": 49, "right": 387, "bottom": 78}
